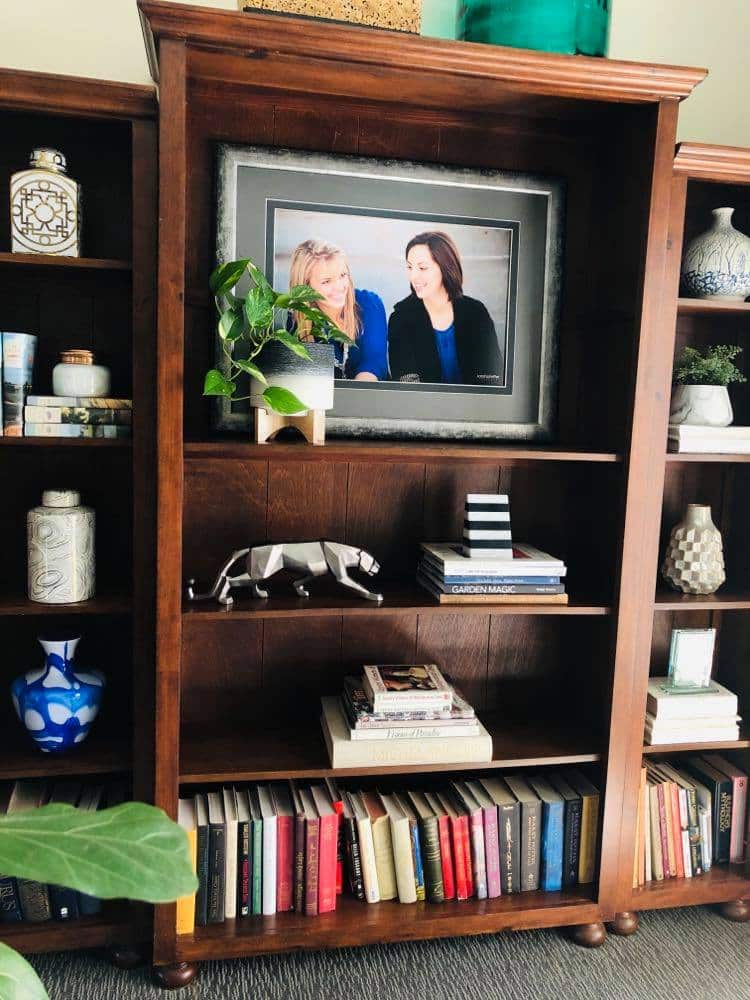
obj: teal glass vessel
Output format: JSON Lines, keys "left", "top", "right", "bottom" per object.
{"left": 459, "top": 0, "right": 611, "bottom": 56}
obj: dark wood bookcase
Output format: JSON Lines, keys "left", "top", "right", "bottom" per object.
{"left": 0, "top": 69, "right": 157, "bottom": 959}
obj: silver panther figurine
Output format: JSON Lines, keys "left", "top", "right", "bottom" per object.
{"left": 187, "top": 540, "right": 383, "bottom": 606}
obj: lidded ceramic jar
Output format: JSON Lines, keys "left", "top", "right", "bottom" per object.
{"left": 10, "top": 147, "right": 81, "bottom": 257}
{"left": 27, "top": 490, "right": 96, "bottom": 604}
{"left": 52, "top": 349, "right": 111, "bottom": 397}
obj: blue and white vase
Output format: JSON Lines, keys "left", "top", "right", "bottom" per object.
{"left": 682, "top": 207, "right": 750, "bottom": 301}
{"left": 11, "top": 636, "right": 105, "bottom": 753}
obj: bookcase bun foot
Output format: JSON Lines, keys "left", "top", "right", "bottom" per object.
{"left": 152, "top": 963, "right": 200, "bottom": 989}
{"left": 108, "top": 945, "right": 146, "bottom": 970}
{"left": 568, "top": 922, "right": 607, "bottom": 948}
{"left": 717, "top": 900, "right": 750, "bottom": 923}
{"left": 608, "top": 911, "right": 639, "bottom": 936}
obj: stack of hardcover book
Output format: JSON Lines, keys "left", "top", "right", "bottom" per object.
{"left": 177, "top": 769, "right": 601, "bottom": 930}
{"left": 633, "top": 753, "right": 748, "bottom": 886}
{"left": 22, "top": 395, "right": 132, "bottom": 438}
{"left": 321, "top": 664, "right": 492, "bottom": 768}
{"left": 644, "top": 677, "right": 741, "bottom": 746}
{"left": 417, "top": 542, "right": 568, "bottom": 605}
{"left": 668, "top": 423, "right": 750, "bottom": 454}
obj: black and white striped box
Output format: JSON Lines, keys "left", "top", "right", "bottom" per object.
{"left": 462, "top": 493, "right": 513, "bottom": 558}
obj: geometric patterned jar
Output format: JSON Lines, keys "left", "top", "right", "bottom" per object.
{"left": 662, "top": 504, "right": 725, "bottom": 595}
{"left": 10, "top": 148, "right": 81, "bottom": 258}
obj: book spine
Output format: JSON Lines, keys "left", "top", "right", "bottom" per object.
{"left": 26, "top": 395, "right": 133, "bottom": 408}
{"left": 468, "top": 809, "right": 488, "bottom": 900}
{"left": 684, "top": 785, "right": 702, "bottom": 876}
{"left": 498, "top": 804, "right": 520, "bottom": 894}
{"left": 251, "top": 820, "right": 263, "bottom": 916}
{"left": 668, "top": 784, "right": 684, "bottom": 879}
{"left": 439, "top": 583, "right": 565, "bottom": 595}
{"left": 293, "top": 812, "right": 306, "bottom": 914}
{"left": 343, "top": 816, "right": 365, "bottom": 901}
{"left": 207, "top": 823, "right": 226, "bottom": 923}
{"left": 48, "top": 884, "right": 80, "bottom": 921}
{"left": 562, "top": 799, "right": 582, "bottom": 888}
{"left": 17, "top": 880, "right": 51, "bottom": 922}
{"left": 436, "top": 815, "right": 455, "bottom": 901}
{"left": 23, "top": 405, "right": 133, "bottom": 424}
{"left": 648, "top": 786, "right": 664, "bottom": 881}
{"left": 729, "top": 776, "right": 747, "bottom": 863}
{"left": 276, "top": 815, "right": 293, "bottom": 913}
{"left": 521, "top": 803, "right": 541, "bottom": 892}
{"left": 331, "top": 799, "right": 345, "bottom": 895}
{"left": 196, "top": 824, "right": 209, "bottom": 925}
{"left": 261, "top": 817, "right": 277, "bottom": 916}
{"left": 420, "top": 817, "right": 444, "bottom": 903}
{"left": 715, "top": 783, "right": 733, "bottom": 864}
{"left": 644, "top": 788, "right": 652, "bottom": 883}
{"left": 540, "top": 802, "right": 564, "bottom": 892}
{"left": 656, "top": 784, "right": 672, "bottom": 878}
{"left": 409, "top": 820, "right": 425, "bottom": 902}
{"left": 348, "top": 723, "right": 480, "bottom": 741}
{"left": 318, "top": 814, "right": 338, "bottom": 913}
{"left": 390, "top": 818, "right": 417, "bottom": 904}
{"left": 0, "top": 877, "right": 23, "bottom": 923}
{"left": 370, "top": 694, "right": 454, "bottom": 715}
{"left": 237, "top": 820, "right": 250, "bottom": 918}
{"left": 356, "top": 818, "right": 380, "bottom": 904}
{"left": 698, "top": 808, "right": 712, "bottom": 872}
{"left": 304, "top": 819, "right": 319, "bottom": 917}
{"left": 224, "top": 821, "right": 238, "bottom": 921}
{"left": 482, "top": 806, "right": 502, "bottom": 898}
{"left": 451, "top": 817, "right": 470, "bottom": 901}
{"left": 23, "top": 422, "right": 131, "bottom": 438}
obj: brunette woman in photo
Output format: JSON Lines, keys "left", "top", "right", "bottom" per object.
{"left": 388, "top": 231, "right": 503, "bottom": 386}
{"left": 288, "top": 238, "right": 388, "bottom": 381}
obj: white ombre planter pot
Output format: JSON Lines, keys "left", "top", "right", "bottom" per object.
{"left": 669, "top": 384, "right": 733, "bottom": 428}
{"left": 249, "top": 342, "right": 335, "bottom": 416}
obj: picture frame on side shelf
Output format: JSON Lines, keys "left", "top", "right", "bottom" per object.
{"left": 214, "top": 144, "right": 563, "bottom": 441}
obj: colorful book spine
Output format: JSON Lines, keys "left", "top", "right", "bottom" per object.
{"left": 207, "top": 824, "right": 226, "bottom": 923}
{"left": 23, "top": 405, "right": 132, "bottom": 425}
{"left": 419, "top": 814, "right": 444, "bottom": 903}
{"left": 342, "top": 814, "right": 365, "bottom": 901}
{"left": 2, "top": 332, "right": 36, "bottom": 437}
{"left": 481, "top": 804, "right": 502, "bottom": 899}
{"left": 0, "top": 877, "right": 22, "bottom": 923}
{"left": 237, "top": 816, "right": 250, "bottom": 918}
{"left": 317, "top": 811, "right": 338, "bottom": 914}
{"left": 467, "top": 807, "right": 488, "bottom": 900}
{"left": 408, "top": 817, "right": 425, "bottom": 902}
{"left": 434, "top": 813, "right": 455, "bottom": 901}
{"left": 562, "top": 796, "right": 582, "bottom": 888}
{"left": 23, "top": 422, "right": 131, "bottom": 438}
{"left": 304, "top": 812, "right": 320, "bottom": 917}
{"left": 251, "top": 815, "right": 263, "bottom": 916}
{"left": 26, "top": 396, "right": 132, "bottom": 408}
{"left": 498, "top": 803, "right": 521, "bottom": 894}
{"left": 293, "top": 808, "right": 306, "bottom": 914}
{"left": 275, "top": 812, "right": 294, "bottom": 913}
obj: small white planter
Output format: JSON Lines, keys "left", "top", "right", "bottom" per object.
{"left": 669, "top": 384, "right": 733, "bottom": 427}
{"left": 249, "top": 342, "right": 335, "bottom": 416}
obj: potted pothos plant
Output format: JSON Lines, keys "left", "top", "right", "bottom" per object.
{"left": 202, "top": 258, "right": 352, "bottom": 417}
{"left": 670, "top": 344, "right": 746, "bottom": 427}
{"left": 0, "top": 801, "right": 196, "bottom": 1000}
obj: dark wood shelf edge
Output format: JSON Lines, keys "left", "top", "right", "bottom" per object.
{"left": 0, "top": 905, "right": 133, "bottom": 954}
{"left": 654, "top": 589, "right": 750, "bottom": 611}
{"left": 667, "top": 452, "right": 750, "bottom": 463}
{"left": 0, "top": 438, "right": 132, "bottom": 449}
{"left": 677, "top": 296, "right": 750, "bottom": 316}
{"left": 630, "top": 865, "right": 750, "bottom": 911}
{"left": 0, "top": 595, "right": 132, "bottom": 616}
{"left": 0, "top": 251, "right": 131, "bottom": 271}
{"left": 642, "top": 731, "right": 750, "bottom": 755}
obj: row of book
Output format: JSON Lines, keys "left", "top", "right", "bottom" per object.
{"left": 21, "top": 395, "right": 133, "bottom": 438}
{"left": 0, "top": 779, "right": 121, "bottom": 923}
{"left": 645, "top": 677, "right": 740, "bottom": 746}
{"left": 176, "top": 769, "right": 601, "bottom": 934}
{"left": 633, "top": 754, "right": 748, "bottom": 887}
{"left": 417, "top": 542, "right": 568, "bottom": 606}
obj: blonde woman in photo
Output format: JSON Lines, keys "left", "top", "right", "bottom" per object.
{"left": 288, "top": 239, "right": 389, "bottom": 381}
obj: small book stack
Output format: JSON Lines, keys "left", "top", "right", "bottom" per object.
{"left": 417, "top": 542, "right": 568, "bottom": 605}
{"left": 321, "top": 664, "right": 492, "bottom": 768}
{"left": 23, "top": 395, "right": 132, "bottom": 438}
{"left": 668, "top": 424, "right": 750, "bottom": 454}
{"left": 633, "top": 753, "right": 748, "bottom": 886}
{"left": 644, "top": 677, "right": 741, "bottom": 746}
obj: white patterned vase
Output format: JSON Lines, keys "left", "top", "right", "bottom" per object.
{"left": 669, "top": 384, "right": 733, "bottom": 427}
{"left": 10, "top": 148, "right": 81, "bottom": 257}
{"left": 662, "top": 504, "right": 725, "bottom": 595}
{"left": 27, "top": 490, "right": 95, "bottom": 604}
{"left": 681, "top": 207, "right": 750, "bottom": 301}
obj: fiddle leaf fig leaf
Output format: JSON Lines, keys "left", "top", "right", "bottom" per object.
{"left": 0, "top": 943, "right": 48, "bottom": 1000}
{"left": 262, "top": 386, "right": 308, "bottom": 415}
{"left": 234, "top": 359, "right": 266, "bottom": 383}
{"left": 273, "top": 331, "right": 312, "bottom": 361}
{"left": 218, "top": 308, "right": 244, "bottom": 342}
{"left": 209, "top": 259, "right": 250, "bottom": 296}
{"left": 0, "top": 803, "right": 198, "bottom": 903}
{"left": 203, "top": 369, "right": 236, "bottom": 397}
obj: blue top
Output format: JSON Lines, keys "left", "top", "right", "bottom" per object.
{"left": 433, "top": 323, "right": 461, "bottom": 383}
{"left": 337, "top": 288, "right": 388, "bottom": 380}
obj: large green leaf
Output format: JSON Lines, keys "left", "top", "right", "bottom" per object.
{"left": 203, "top": 369, "right": 236, "bottom": 397}
{"left": 262, "top": 386, "right": 308, "bottom": 415}
{"left": 234, "top": 359, "right": 267, "bottom": 383}
{"left": 288, "top": 283, "right": 324, "bottom": 303}
{"left": 0, "top": 944, "right": 47, "bottom": 1000}
{"left": 247, "top": 262, "right": 276, "bottom": 304}
{"left": 218, "top": 308, "right": 244, "bottom": 343}
{"left": 244, "top": 288, "right": 274, "bottom": 330}
{"left": 273, "top": 331, "right": 312, "bottom": 361}
{"left": 0, "top": 803, "right": 197, "bottom": 903}
{"left": 209, "top": 259, "right": 250, "bottom": 296}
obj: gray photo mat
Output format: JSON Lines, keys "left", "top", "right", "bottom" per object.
{"left": 215, "top": 144, "right": 563, "bottom": 440}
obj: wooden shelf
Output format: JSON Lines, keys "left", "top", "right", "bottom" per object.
{"left": 0, "top": 436, "right": 131, "bottom": 449}
{"left": 0, "top": 593, "right": 132, "bottom": 616}
{"left": 643, "top": 724, "right": 750, "bottom": 755}
{"left": 184, "top": 440, "right": 622, "bottom": 465}
{"left": 179, "top": 713, "right": 603, "bottom": 783}
{"left": 0, "top": 903, "right": 132, "bottom": 955}
{"left": 654, "top": 589, "right": 750, "bottom": 611}
{"left": 0, "top": 733, "right": 131, "bottom": 781}
{"left": 666, "top": 452, "right": 750, "bottom": 463}
{"left": 174, "top": 887, "right": 599, "bottom": 961}
{"left": 0, "top": 251, "right": 131, "bottom": 272}
{"left": 631, "top": 864, "right": 750, "bottom": 911}
{"left": 182, "top": 585, "right": 609, "bottom": 620}
{"left": 677, "top": 297, "right": 750, "bottom": 317}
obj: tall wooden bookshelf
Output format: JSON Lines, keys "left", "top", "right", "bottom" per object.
{"left": 137, "top": 0, "right": 719, "bottom": 986}
{"left": 0, "top": 70, "right": 157, "bottom": 960}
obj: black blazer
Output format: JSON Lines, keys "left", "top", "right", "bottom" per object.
{"left": 387, "top": 293, "right": 503, "bottom": 386}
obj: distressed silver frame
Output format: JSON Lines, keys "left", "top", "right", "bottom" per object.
{"left": 215, "top": 144, "right": 563, "bottom": 441}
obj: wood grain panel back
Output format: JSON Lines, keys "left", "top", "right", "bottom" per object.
{"left": 267, "top": 461, "right": 348, "bottom": 542}
{"left": 262, "top": 617, "right": 343, "bottom": 716}
{"left": 181, "top": 618, "right": 263, "bottom": 729}
{"left": 416, "top": 613, "right": 489, "bottom": 710}
{"left": 345, "top": 462, "right": 425, "bottom": 577}
{"left": 487, "top": 615, "right": 560, "bottom": 714}
{"left": 341, "top": 614, "right": 418, "bottom": 673}
{"left": 423, "top": 464, "right": 500, "bottom": 542}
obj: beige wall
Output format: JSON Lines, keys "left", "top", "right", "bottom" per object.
{"left": 0, "top": 0, "right": 747, "bottom": 146}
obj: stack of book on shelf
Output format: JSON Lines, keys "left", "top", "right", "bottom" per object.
{"left": 177, "top": 769, "right": 601, "bottom": 931}
{"left": 0, "top": 778, "right": 123, "bottom": 924}
{"left": 668, "top": 424, "right": 750, "bottom": 454}
{"left": 417, "top": 543, "right": 568, "bottom": 605}
{"left": 644, "top": 677, "right": 741, "bottom": 746}
{"left": 22, "top": 395, "right": 132, "bottom": 438}
{"left": 633, "top": 753, "right": 748, "bottom": 887}
{"left": 320, "top": 664, "right": 492, "bottom": 768}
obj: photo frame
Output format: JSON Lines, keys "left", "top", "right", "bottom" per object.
{"left": 215, "top": 144, "right": 564, "bottom": 440}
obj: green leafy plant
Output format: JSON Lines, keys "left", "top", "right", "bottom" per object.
{"left": 673, "top": 345, "right": 747, "bottom": 387}
{"left": 0, "top": 802, "right": 198, "bottom": 1000}
{"left": 203, "top": 258, "right": 353, "bottom": 415}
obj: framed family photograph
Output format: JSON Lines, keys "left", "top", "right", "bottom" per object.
{"left": 214, "top": 143, "right": 564, "bottom": 440}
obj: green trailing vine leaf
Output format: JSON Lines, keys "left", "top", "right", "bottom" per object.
{"left": 218, "top": 308, "right": 244, "bottom": 343}
{"left": 0, "top": 944, "right": 48, "bottom": 1000}
{"left": 209, "top": 259, "right": 250, "bottom": 296}
{"left": 203, "top": 369, "right": 236, "bottom": 397}
{"left": 273, "top": 331, "right": 313, "bottom": 361}
{"left": 243, "top": 287, "right": 274, "bottom": 329}
{"left": 262, "top": 386, "right": 308, "bottom": 414}
{"left": 234, "top": 359, "right": 266, "bottom": 383}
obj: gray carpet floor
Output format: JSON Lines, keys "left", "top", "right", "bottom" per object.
{"left": 31, "top": 906, "right": 750, "bottom": 1000}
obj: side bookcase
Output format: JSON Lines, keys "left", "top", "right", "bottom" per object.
{"left": 139, "top": 0, "right": 711, "bottom": 986}
{"left": 0, "top": 70, "right": 157, "bottom": 959}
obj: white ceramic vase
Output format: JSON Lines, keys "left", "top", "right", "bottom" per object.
{"left": 669, "top": 384, "right": 733, "bottom": 427}
{"left": 27, "top": 490, "right": 96, "bottom": 603}
{"left": 681, "top": 207, "right": 750, "bottom": 301}
{"left": 662, "top": 504, "right": 725, "bottom": 595}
